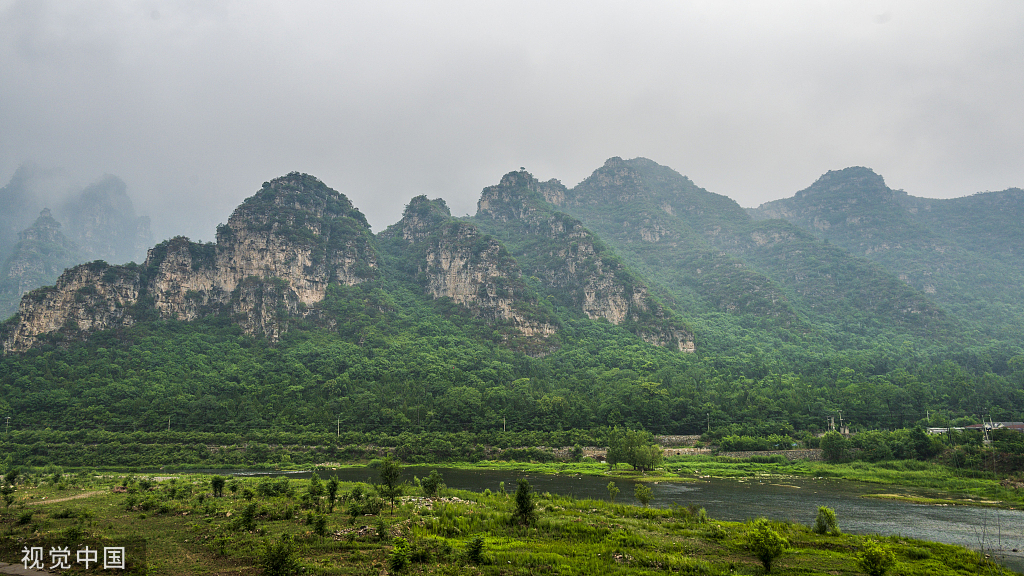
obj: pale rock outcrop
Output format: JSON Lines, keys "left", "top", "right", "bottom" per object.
{"left": 3, "top": 173, "right": 377, "bottom": 353}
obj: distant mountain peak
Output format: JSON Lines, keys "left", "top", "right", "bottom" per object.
{"left": 798, "top": 167, "right": 888, "bottom": 198}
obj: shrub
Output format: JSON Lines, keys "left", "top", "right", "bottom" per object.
{"left": 607, "top": 481, "right": 620, "bottom": 502}
{"left": 514, "top": 478, "right": 537, "bottom": 526}
{"left": 813, "top": 506, "right": 841, "bottom": 535}
{"left": 857, "top": 539, "right": 896, "bottom": 576}
{"left": 746, "top": 518, "right": 788, "bottom": 572}
{"left": 211, "top": 476, "right": 226, "bottom": 497}
{"left": 634, "top": 483, "right": 653, "bottom": 507}
{"left": 260, "top": 533, "right": 301, "bottom": 576}
{"left": 421, "top": 470, "right": 444, "bottom": 497}
{"left": 466, "top": 537, "right": 484, "bottom": 564}
{"left": 705, "top": 523, "right": 727, "bottom": 539}
{"left": 388, "top": 537, "right": 409, "bottom": 571}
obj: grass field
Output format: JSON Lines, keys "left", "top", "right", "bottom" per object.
{"left": 0, "top": 468, "right": 1017, "bottom": 575}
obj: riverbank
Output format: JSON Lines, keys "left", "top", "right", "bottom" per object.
{"left": 663, "top": 454, "right": 1024, "bottom": 509}
{"left": 0, "top": 472, "right": 1016, "bottom": 575}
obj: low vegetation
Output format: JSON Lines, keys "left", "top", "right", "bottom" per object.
{"left": 0, "top": 467, "right": 1015, "bottom": 575}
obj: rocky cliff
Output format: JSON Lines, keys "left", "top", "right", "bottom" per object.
{"left": 381, "top": 196, "right": 557, "bottom": 351}
{"left": 3, "top": 173, "right": 378, "bottom": 353}
{"left": 474, "top": 170, "right": 694, "bottom": 352}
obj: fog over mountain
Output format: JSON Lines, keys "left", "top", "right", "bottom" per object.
{"left": 2, "top": 1, "right": 1023, "bottom": 241}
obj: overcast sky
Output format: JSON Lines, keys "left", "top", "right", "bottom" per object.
{"left": 2, "top": 1, "right": 1023, "bottom": 241}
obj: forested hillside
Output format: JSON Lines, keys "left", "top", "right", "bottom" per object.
{"left": 750, "top": 168, "right": 1024, "bottom": 341}
{"left": 1, "top": 161, "right": 1022, "bottom": 441}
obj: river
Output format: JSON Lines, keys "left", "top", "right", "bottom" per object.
{"left": 220, "top": 466, "right": 1024, "bottom": 573}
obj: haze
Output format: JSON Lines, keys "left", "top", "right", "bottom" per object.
{"left": 2, "top": 1, "right": 1022, "bottom": 243}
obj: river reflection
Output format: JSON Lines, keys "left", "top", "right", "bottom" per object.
{"left": 225, "top": 466, "right": 1024, "bottom": 573}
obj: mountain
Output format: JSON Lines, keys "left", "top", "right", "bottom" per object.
{"left": 2, "top": 172, "right": 378, "bottom": 353}
{"left": 471, "top": 170, "right": 694, "bottom": 352}
{"left": 2, "top": 160, "right": 1023, "bottom": 437}
{"left": 554, "top": 158, "right": 954, "bottom": 352}
{"left": 0, "top": 209, "right": 82, "bottom": 317}
{"left": 379, "top": 195, "right": 559, "bottom": 355}
{"left": 55, "top": 174, "right": 152, "bottom": 265}
{"left": 0, "top": 167, "right": 153, "bottom": 318}
{"left": 750, "top": 167, "right": 1024, "bottom": 341}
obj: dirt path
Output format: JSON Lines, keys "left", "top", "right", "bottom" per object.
{"left": 23, "top": 490, "right": 104, "bottom": 506}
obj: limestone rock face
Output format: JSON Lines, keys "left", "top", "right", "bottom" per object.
{"left": 3, "top": 173, "right": 378, "bottom": 353}
{"left": 4, "top": 262, "right": 141, "bottom": 353}
{"left": 475, "top": 170, "right": 694, "bottom": 353}
{"left": 382, "top": 196, "right": 557, "bottom": 345}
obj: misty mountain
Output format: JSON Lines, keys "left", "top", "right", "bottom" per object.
{"left": 0, "top": 166, "right": 153, "bottom": 318}
{"left": 750, "top": 167, "right": 1024, "bottom": 341}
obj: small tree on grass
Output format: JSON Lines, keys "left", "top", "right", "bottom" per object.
{"left": 813, "top": 506, "right": 841, "bottom": 535}
{"left": 308, "top": 472, "right": 324, "bottom": 511}
{"left": 211, "top": 476, "right": 226, "bottom": 498}
{"left": 634, "top": 483, "right": 653, "bottom": 507}
{"left": 466, "top": 537, "right": 484, "bottom": 564}
{"left": 376, "top": 457, "right": 403, "bottom": 515}
{"left": 326, "top": 477, "right": 339, "bottom": 512}
{"left": 421, "top": 470, "right": 444, "bottom": 497}
{"left": 607, "top": 481, "right": 619, "bottom": 502}
{"left": 747, "top": 518, "right": 788, "bottom": 572}
{"left": 514, "top": 478, "right": 537, "bottom": 526}
{"left": 236, "top": 502, "right": 258, "bottom": 532}
{"left": 260, "top": 533, "right": 301, "bottom": 576}
{"left": 388, "top": 537, "right": 409, "bottom": 572}
{"left": 858, "top": 539, "right": 896, "bottom": 576}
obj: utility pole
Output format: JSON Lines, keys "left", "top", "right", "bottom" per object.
{"left": 168, "top": 416, "right": 171, "bottom": 432}
{"left": 503, "top": 417, "right": 506, "bottom": 433}
{"left": 337, "top": 417, "right": 340, "bottom": 437}
{"left": 707, "top": 413, "right": 710, "bottom": 433}
{"left": 4, "top": 416, "right": 9, "bottom": 434}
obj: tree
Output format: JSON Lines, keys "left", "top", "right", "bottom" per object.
{"left": 326, "top": 477, "right": 339, "bottom": 512}
{"left": 421, "top": 469, "right": 444, "bottom": 497}
{"left": 308, "top": 472, "right": 324, "bottom": 510}
{"left": 746, "top": 518, "right": 788, "bottom": 572}
{"left": 820, "top": 431, "right": 850, "bottom": 463}
{"left": 211, "top": 476, "right": 226, "bottom": 498}
{"left": 514, "top": 478, "right": 537, "bottom": 526}
{"left": 607, "top": 481, "right": 619, "bottom": 502}
{"left": 606, "top": 427, "right": 663, "bottom": 472}
{"left": 813, "top": 506, "right": 840, "bottom": 535}
{"left": 857, "top": 539, "right": 896, "bottom": 576}
{"left": 634, "top": 483, "right": 652, "bottom": 506}
{"left": 376, "top": 457, "right": 403, "bottom": 515}
{"left": 260, "top": 533, "right": 301, "bottom": 576}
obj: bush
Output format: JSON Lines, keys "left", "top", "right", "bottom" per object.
{"left": 260, "top": 533, "right": 301, "bottom": 576}
{"left": 634, "top": 483, "right": 653, "bottom": 507}
{"left": 812, "top": 506, "right": 840, "bottom": 535}
{"left": 388, "top": 537, "right": 409, "bottom": 571}
{"left": 211, "top": 476, "right": 226, "bottom": 497}
{"left": 746, "top": 518, "right": 788, "bottom": 572}
{"left": 465, "top": 537, "right": 484, "bottom": 564}
{"left": 820, "top": 431, "right": 850, "bottom": 463}
{"left": 514, "top": 478, "right": 537, "bottom": 526}
{"left": 705, "top": 523, "right": 727, "bottom": 539}
{"left": 857, "top": 539, "right": 896, "bottom": 576}
{"left": 421, "top": 470, "right": 444, "bottom": 497}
